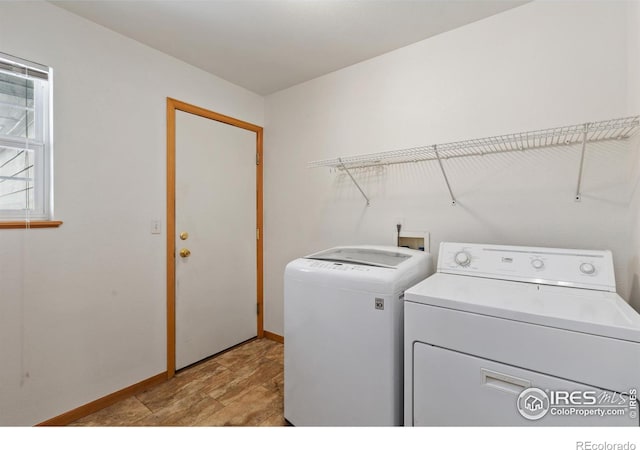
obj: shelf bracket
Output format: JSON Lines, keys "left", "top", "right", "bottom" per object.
{"left": 434, "top": 145, "right": 456, "bottom": 205}
{"left": 338, "top": 157, "right": 370, "bottom": 206}
{"left": 574, "top": 123, "right": 589, "bottom": 202}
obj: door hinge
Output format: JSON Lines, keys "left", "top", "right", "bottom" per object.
{"left": 256, "top": 152, "right": 260, "bottom": 165}
{"left": 257, "top": 303, "right": 260, "bottom": 315}
{"left": 256, "top": 228, "right": 260, "bottom": 240}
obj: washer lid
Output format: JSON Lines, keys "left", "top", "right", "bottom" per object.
{"left": 307, "top": 246, "right": 411, "bottom": 268}
{"left": 405, "top": 273, "right": 640, "bottom": 343}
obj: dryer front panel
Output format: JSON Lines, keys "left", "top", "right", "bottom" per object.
{"left": 412, "top": 343, "right": 636, "bottom": 426}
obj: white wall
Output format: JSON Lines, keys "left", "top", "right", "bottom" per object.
{"left": 627, "top": 0, "right": 640, "bottom": 311}
{"left": 0, "top": 2, "right": 263, "bottom": 425}
{"left": 264, "top": 0, "right": 639, "bottom": 335}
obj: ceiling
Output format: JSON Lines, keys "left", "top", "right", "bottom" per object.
{"left": 51, "top": 1, "right": 528, "bottom": 96}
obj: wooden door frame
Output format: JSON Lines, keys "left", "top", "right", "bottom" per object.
{"left": 166, "top": 97, "right": 264, "bottom": 378}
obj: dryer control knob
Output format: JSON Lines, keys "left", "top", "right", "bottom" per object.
{"left": 454, "top": 251, "right": 471, "bottom": 267}
{"left": 531, "top": 259, "right": 544, "bottom": 270}
{"left": 580, "top": 262, "right": 596, "bottom": 275}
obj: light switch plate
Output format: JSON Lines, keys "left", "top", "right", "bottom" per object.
{"left": 151, "top": 220, "right": 161, "bottom": 235}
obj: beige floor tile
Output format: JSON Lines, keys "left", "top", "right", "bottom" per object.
{"left": 68, "top": 338, "right": 285, "bottom": 427}
{"left": 136, "top": 392, "right": 225, "bottom": 426}
{"left": 213, "top": 339, "right": 274, "bottom": 370}
{"left": 70, "top": 396, "right": 152, "bottom": 426}
{"left": 262, "top": 370, "right": 284, "bottom": 396}
{"left": 208, "top": 358, "right": 283, "bottom": 406}
{"left": 264, "top": 343, "right": 284, "bottom": 362}
{"left": 196, "top": 385, "right": 281, "bottom": 426}
{"left": 136, "top": 363, "right": 228, "bottom": 412}
{"left": 258, "top": 412, "right": 289, "bottom": 427}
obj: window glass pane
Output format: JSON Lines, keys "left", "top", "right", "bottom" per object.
{"left": 0, "top": 72, "right": 34, "bottom": 140}
{"left": 0, "top": 146, "right": 34, "bottom": 211}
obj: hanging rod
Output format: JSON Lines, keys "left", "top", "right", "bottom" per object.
{"left": 308, "top": 115, "right": 640, "bottom": 205}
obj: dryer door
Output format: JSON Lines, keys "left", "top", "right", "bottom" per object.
{"left": 412, "top": 342, "right": 635, "bottom": 426}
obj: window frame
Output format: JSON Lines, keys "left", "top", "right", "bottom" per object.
{"left": 0, "top": 52, "right": 58, "bottom": 228}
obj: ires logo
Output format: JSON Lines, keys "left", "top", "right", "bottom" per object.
{"left": 549, "top": 391, "right": 598, "bottom": 406}
{"left": 517, "top": 387, "right": 632, "bottom": 421}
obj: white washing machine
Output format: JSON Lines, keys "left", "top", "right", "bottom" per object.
{"left": 404, "top": 242, "right": 640, "bottom": 426}
{"left": 284, "top": 245, "right": 433, "bottom": 426}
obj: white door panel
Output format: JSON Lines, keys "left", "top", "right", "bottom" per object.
{"left": 175, "top": 110, "right": 257, "bottom": 370}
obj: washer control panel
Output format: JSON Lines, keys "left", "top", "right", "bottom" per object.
{"left": 308, "top": 260, "right": 372, "bottom": 272}
{"left": 438, "top": 242, "right": 616, "bottom": 292}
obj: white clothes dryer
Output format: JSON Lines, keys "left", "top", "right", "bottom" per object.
{"left": 404, "top": 242, "right": 640, "bottom": 426}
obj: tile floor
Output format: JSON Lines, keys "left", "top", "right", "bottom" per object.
{"left": 69, "top": 338, "right": 286, "bottom": 426}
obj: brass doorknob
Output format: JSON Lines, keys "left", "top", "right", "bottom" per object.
{"left": 179, "top": 248, "right": 191, "bottom": 258}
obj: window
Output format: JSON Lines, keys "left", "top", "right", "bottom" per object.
{"left": 0, "top": 52, "right": 52, "bottom": 222}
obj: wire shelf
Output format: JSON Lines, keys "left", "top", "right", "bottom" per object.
{"left": 307, "top": 115, "right": 639, "bottom": 206}
{"left": 308, "top": 116, "right": 640, "bottom": 170}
